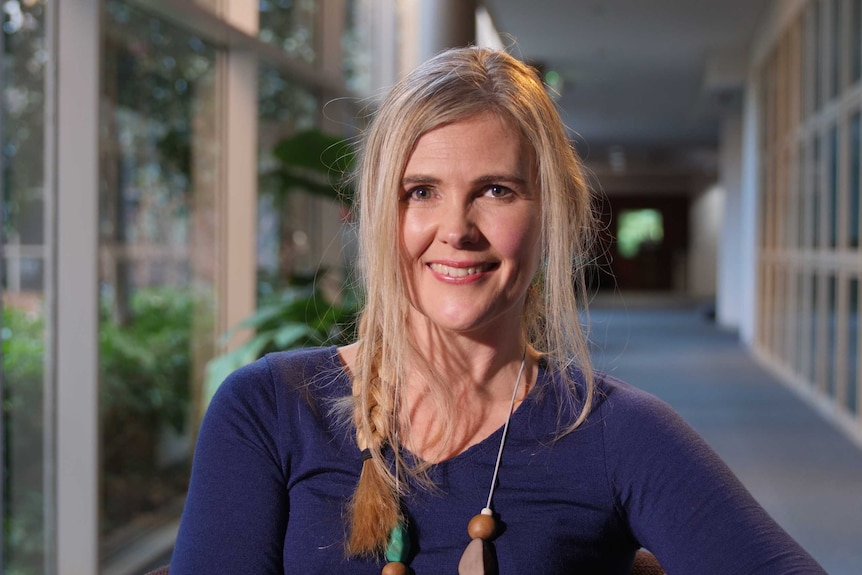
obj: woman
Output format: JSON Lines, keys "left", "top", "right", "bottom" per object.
{"left": 171, "top": 47, "right": 825, "bottom": 574}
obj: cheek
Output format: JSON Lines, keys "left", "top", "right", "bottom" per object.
{"left": 494, "top": 214, "right": 542, "bottom": 267}
{"left": 399, "top": 212, "right": 430, "bottom": 262}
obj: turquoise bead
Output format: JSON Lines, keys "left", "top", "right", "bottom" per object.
{"left": 384, "top": 524, "right": 410, "bottom": 563}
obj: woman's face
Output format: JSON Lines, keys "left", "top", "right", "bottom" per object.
{"left": 399, "top": 112, "right": 542, "bottom": 340}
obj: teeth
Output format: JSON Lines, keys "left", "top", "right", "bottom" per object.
{"left": 430, "top": 263, "right": 486, "bottom": 277}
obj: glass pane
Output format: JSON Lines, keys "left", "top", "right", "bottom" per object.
{"left": 259, "top": 0, "right": 317, "bottom": 63}
{"left": 803, "top": 5, "right": 813, "bottom": 117}
{"left": 2, "top": 0, "right": 49, "bottom": 572}
{"left": 812, "top": 134, "right": 822, "bottom": 249}
{"left": 191, "top": 0, "right": 220, "bottom": 12}
{"left": 757, "top": 161, "right": 769, "bottom": 248}
{"left": 851, "top": 112, "right": 860, "bottom": 248}
{"left": 774, "top": 267, "right": 785, "bottom": 359}
{"left": 785, "top": 266, "right": 797, "bottom": 361}
{"left": 100, "top": 1, "right": 220, "bottom": 565}
{"left": 814, "top": 0, "right": 823, "bottom": 111}
{"left": 830, "top": 0, "right": 841, "bottom": 99}
{"left": 849, "top": 279, "right": 859, "bottom": 415}
{"left": 829, "top": 124, "right": 838, "bottom": 248}
{"left": 810, "top": 273, "right": 819, "bottom": 385}
{"left": 827, "top": 274, "right": 837, "bottom": 397}
{"left": 853, "top": 0, "right": 862, "bottom": 83}
{"left": 257, "top": 63, "right": 320, "bottom": 298}
{"left": 343, "top": 0, "right": 371, "bottom": 94}
{"left": 616, "top": 209, "right": 663, "bottom": 259}
{"left": 798, "top": 140, "right": 807, "bottom": 249}
{"left": 797, "top": 270, "right": 807, "bottom": 374}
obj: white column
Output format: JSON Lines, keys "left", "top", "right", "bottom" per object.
{"left": 417, "top": 0, "right": 477, "bottom": 63}
{"left": 219, "top": 1, "right": 258, "bottom": 350}
{"left": 738, "top": 74, "right": 762, "bottom": 345}
{"left": 717, "top": 111, "right": 745, "bottom": 329}
{"left": 51, "top": 0, "right": 100, "bottom": 573}
{"left": 688, "top": 183, "right": 723, "bottom": 299}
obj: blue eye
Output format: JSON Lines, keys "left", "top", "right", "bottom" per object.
{"left": 485, "top": 185, "right": 511, "bottom": 198}
{"left": 408, "top": 187, "right": 431, "bottom": 200}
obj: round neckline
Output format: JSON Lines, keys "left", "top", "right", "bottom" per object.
{"left": 326, "top": 345, "right": 550, "bottom": 469}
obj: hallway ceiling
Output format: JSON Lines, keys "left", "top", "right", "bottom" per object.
{"left": 482, "top": 0, "right": 772, "bottom": 165}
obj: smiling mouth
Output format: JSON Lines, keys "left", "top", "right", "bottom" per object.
{"left": 428, "top": 262, "right": 498, "bottom": 277}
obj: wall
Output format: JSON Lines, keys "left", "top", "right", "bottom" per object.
{"left": 688, "top": 184, "right": 723, "bottom": 298}
{"left": 717, "top": 112, "right": 745, "bottom": 328}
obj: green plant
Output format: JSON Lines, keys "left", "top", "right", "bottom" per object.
{"left": 269, "top": 128, "right": 356, "bottom": 205}
{"left": 99, "top": 285, "right": 203, "bottom": 534}
{"left": 2, "top": 305, "right": 47, "bottom": 575}
{"left": 100, "top": 286, "right": 194, "bottom": 434}
{"left": 205, "top": 284, "right": 358, "bottom": 403}
{"left": 203, "top": 127, "right": 360, "bottom": 402}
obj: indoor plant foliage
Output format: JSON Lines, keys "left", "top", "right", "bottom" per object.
{"left": 206, "top": 128, "right": 358, "bottom": 404}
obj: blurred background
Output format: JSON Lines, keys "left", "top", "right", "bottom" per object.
{"left": 1, "top": 0, "right": 860, "bottom": 573}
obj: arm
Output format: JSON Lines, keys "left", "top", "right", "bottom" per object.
{"left": 602, "top": 382, "right": 826, "bottom": 575}
{"left": 171, "top": 358, "right": 288, "bottom": 574}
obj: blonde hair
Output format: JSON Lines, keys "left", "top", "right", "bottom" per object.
{"left": 346, "top": 46, "right": 596, "bottom": 556}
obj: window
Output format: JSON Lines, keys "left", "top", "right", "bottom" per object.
{"left": 813, "top": 134, "right": 822, "bottom": 249}
{"left": 851, "top": 112, "right": 860, "bottom": 248}
{"left": 828, "top": 124, "right": 838, "bottom": 249}
{"left": 829, "top": 0, "right": 841, "bottom": 100}
{"left": 256, "top": 63, "right": 320, "bottom": 296}
{"left": 616, "top": 209, "right": 664, "bottom": 259}
{"left": 1, "top": 1, "right": 50, "bottom": 572}
{"left": 848, "top": 278, "right": 860, "bottom": 414}
{"left": 827, "top": 274, "right": 838, "bottom": 396}
{"left": 758, "top": 1, "right": 862, "bottom": 432}
{"left": 1, "top": 0, "right": 388, "bottom": 571}
{"left": 852, "top": 0, "right": 862, "bottom": 82}
{"left": 99, "top": 0, "right": 222, "bottom": 563}
{"left": 259, "top": 0, "right": 317, "bottom": 63}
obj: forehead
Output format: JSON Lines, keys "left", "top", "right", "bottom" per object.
{"left": 404, "top": 113, "right": 534, "bottom": 176}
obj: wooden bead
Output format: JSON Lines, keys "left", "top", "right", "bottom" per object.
{"left": 458, "top": 538, "right": 498, "bottom": 575}
{"left": 381, "top": 561, "right": 410, "bottom": 575}
{"left": 467, "top": 513, "right": 496, "bottom": 540}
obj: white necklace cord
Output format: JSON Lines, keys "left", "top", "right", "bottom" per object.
{"left": 484, "top": 348, "right": 527, "bottom": 511}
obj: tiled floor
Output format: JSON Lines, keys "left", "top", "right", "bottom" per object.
{"left": 589, "top": 293, "right": 862, "bottom": 575}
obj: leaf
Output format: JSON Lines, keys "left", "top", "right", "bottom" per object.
{"left": 273, "top": 323, "right": 317, "bottom": 349}
{"left": 203, "top": 333, "right": 272, "bottom": 405}
{"left": 269, "top": 128, "right": 356, "bottom": 205}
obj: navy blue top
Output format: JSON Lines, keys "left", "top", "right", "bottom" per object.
{"left": 171, "top": 347, "right": 825, "bottom": 574}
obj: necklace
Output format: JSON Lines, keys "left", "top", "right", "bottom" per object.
{"left": 381, "top": 351, "right": 528, "bottom": 575}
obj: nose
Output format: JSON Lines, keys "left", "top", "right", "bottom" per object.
{"left": 438, "top": 201, "right": 479, "bottom": 248}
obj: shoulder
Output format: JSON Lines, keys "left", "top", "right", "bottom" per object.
{"left": 200, "top": 346, "right": 349, "bottom": 466}
{"left": 588, "top": 378, "right": 827, "bottom": 574}
{"left": 541, "top": 366, "right": 679, "bottom": 430}
{"left": 588, "top": 372, "right": 722, "bottom": 473}
{"left": 592, "top": 372, "right": 678, "bottom": 424}
{"left": 206, "top": 346, "right": 346, "bottom": 430}
{"left": 214, "top": 346, "right": 344, "bottom": 401}
{"left": 263, "top": 345, "right": 345, "bottom": 383}
{"left": 592, "top": 372, "right": 735, "bottom": 497}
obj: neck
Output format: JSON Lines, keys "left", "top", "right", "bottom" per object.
{"left": 401, "top": 329, "right": 537, "bottom": 462}
{"left": 405, "top": 311, "right": 528, "bottom": 393}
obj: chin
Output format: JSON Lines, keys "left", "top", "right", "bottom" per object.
{"left": 425, "top": 308, "right": 513, "bottom": 337}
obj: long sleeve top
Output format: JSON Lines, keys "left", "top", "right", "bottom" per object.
{"left": 171, "top": 346, "right": 826, "bottom": 574}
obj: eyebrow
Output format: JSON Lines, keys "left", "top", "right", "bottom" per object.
{"left": 401, "top": 174, "right": 441, "bottom": 187}
{"left": 400, "top": 173, "right": 528, "bottom": 187}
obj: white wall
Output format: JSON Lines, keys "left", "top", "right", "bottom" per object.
{"left": 738, "top": 72, "right": 762, "bottom": 345}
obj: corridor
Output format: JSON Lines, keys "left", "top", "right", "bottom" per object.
{"left": 589, "top": 294, "right": 862, "bottom": 575}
